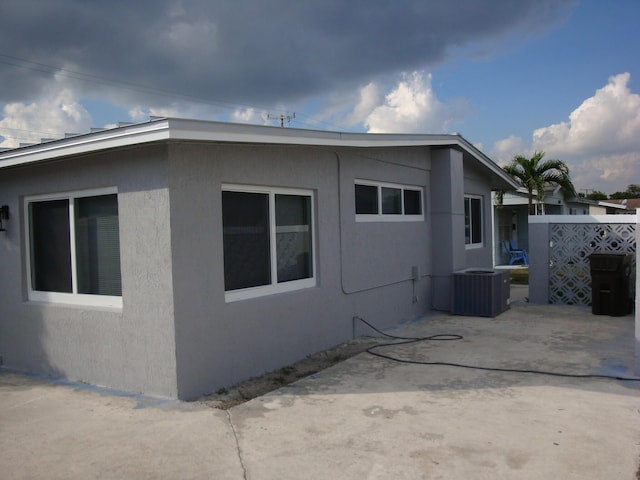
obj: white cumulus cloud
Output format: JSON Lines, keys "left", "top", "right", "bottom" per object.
{"left": 491, "top": 135, "right": 528, "bottom": 166}
{"left": 491, "top": 73, "right": 640, "bottom": 193}
{"left": 307, "top": 72, "right": 470, "bottom": 134}
{"left": 231, "top": 107, "right": 271, "bottom": 125}
{"left": 532, "top": 72, "right": 640, "bottom": 156}
{"left": 0, "top": 88, "right": 92, "bottom": 148}
{"left": 344, "top": 82, "right": 384, "bottom": 127}
{"left": 127, "top": 102, "right": 229, "bottom": 123}
{"left": 364, "top": 72, "right": 467, "bottom": 134}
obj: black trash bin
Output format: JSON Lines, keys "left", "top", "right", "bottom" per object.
{"left": 588, "top": 253, "right": 632, "bottom": 316}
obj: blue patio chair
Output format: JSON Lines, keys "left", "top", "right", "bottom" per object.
{"left": 510, "top": 240, "right": 530, "bottom": 264}
{"left": 503, "top": 241, "right": 529, "bottom": 265}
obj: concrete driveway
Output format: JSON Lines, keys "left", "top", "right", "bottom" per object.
{"left": 2, "top": 295, "right": 639, "bottom": 479}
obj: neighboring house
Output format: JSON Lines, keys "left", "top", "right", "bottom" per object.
{"left": 601, "top": 198, "right": 640, "bottom": 214}
{"left": 493, "top": 186, "right": 609, "bottom": 265}
{"left": 0, "top": 118, "right": 517, "bottom": 400}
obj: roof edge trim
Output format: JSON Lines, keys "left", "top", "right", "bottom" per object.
{"left": 0, "top": 117, "right": 518, "bottom": 190}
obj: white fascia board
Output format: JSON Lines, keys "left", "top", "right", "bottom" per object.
{"left": 0, "top": 117, "right": 517, "bottom": 192}
{"left": 507, "top": 187, "right": 531, "bottom": 195}
{"left": 598, "top": 201, "right": 628, "bottom": 209}
{"left": 451, "top": 135, "right": 518, "bottom": 190}
{"left": 165, "top": 117, "right": 457, "bottom": 147}
{"left": 0, "top": 120, "right": 171, "bottom": 168}
{"left": 0, "top": 117, "right": 453, "bottom": 168}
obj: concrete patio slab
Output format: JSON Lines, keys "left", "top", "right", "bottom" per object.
{"left": 1, "top": 296, "right": 639, "bottom": 479}
{"left": 232, "top": 303, "right": 640, "bottom": 479}
{"left": 0, "top": 374, "right": 242, "bottom": 480}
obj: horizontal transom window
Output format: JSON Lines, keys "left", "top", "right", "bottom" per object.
{"left": 355, "top": 180, "right": 424, "bottom": 222}
{"left": 25, "top": 188, "right": 122, "bottom": 308}
{"left": 222, "top": 185, "right": 315, "bottom": 302}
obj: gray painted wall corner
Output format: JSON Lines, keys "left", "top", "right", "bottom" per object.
{"left": 0, "top": 148, "right": 180, "bottom": 399}
{"left": 430, "top": 148, "right": 465, "bottom": 311}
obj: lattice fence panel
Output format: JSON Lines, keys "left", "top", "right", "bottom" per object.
{"left": 549, "top": 223, "right": 636, "bottom": 305}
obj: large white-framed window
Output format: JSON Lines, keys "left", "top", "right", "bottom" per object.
{"left": 464, "top": 195, "right": 483, "bottom": 248}
{"left": 222, "top": 184, "right": 315, "bottom": 302}
{"left": 355, "top": 180, "right": 424, "bottom": 222}
{"left": 25, "top": 187, "right": 122, "bottom": 308}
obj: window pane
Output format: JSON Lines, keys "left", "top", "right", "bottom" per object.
{"left": 403, "top": 189, "right": 422, "bottom": 215}
{"left": 222, "top": 191, "right": 271, "bottom": 291}
{"left": 465, "top": 197, "right": 482, "bottom": 245}
{"left": 76, "top": 194, "right": 122, "bottom": 296}
{"left": 464, "top": 198, "right": 471, "bottom": 244}
{"left": 276, "top": 194, "right": 312, "bottom": 283}
{"left": 355, "top": 184, "right": 378, "bottom": 214}
{"left": 30, "top": 199, "right": 72, "bottom": 293}
{"left": 471, "top": 198, "right": 482, "bottom": 243}
{"left": 381, "top": 187, "right": 402, "bottom": 214}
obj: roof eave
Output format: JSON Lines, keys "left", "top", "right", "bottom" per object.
{"left": 0, "top": 118, "right": 519, "bottom": 192}
{"left": 0, "top": 119, "right": 171, "bottom": 168}
{"left": 451, "top": 135, "right": 518, "bottom": 191}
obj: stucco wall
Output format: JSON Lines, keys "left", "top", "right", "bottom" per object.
{"left": 0, "top": 145, "right": 179, "bottom": 397}
{"left": 338, "top": 147, "right": 431, "bottom": 298}
{"left": 168, "top": 143, "right": 434, "bottom": 399}
{"left": 463, "top": 158, "right": 495, "bottom": 269}
{"left": 1, "top": 139, "right": 499, "bottom": 400}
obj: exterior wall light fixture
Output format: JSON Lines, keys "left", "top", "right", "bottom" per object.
{"left": 0, "top": 205, "right": 9, "bottom": 232}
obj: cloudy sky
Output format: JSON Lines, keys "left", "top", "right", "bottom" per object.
{"left": 1, "top": 0, "right": 638, "bottom": 195}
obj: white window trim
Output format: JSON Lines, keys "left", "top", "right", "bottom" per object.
{"left": 24, "top": 187, "right": 123, "bottom": 309}
{"left": 464, "top": 194, "right": 484, "bottom": 249}
{"left": 222, "top": 184, "right": 316, "bottom": 302}
{"left": 355, "top": 179, "right": 425, "bottom": 222}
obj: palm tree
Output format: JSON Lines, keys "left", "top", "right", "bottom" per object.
{"left": 503, "top": 151, "right": 576, "bottom": 215}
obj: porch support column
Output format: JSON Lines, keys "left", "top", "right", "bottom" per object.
{"left": 430, "top": 147, "right": 465, "bottom": 311}
{"left": 528, "top": 218, "right": 550, "bottom": 304}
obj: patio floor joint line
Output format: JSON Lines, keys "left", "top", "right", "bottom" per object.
{"left": 226, "top": 409, "right": 248, "bottom": 480}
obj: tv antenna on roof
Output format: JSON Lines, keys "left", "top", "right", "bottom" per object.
{"left": 268, "top": 112, "right": 296, "bottom": 127}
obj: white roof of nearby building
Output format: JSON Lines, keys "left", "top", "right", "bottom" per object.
{"left": 0, "top": 117, "right": 518, "bottom": 190}
{"left": 598, "top": 200, "right": 630, "bottom": 210}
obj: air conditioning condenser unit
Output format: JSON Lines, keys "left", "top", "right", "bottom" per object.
{"left": 452, "top": 269, "right": 510, "bottom": 317}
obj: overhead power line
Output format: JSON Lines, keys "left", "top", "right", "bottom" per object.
{"left": 0, "top": 53, "right": 277, "bottom": 113}
{"left": 0, "top": 52, "right": 345, "bottom": 137}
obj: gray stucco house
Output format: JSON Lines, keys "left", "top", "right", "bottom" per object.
{"left": 0, "top": 118, "right": 517, "bottom": 400}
